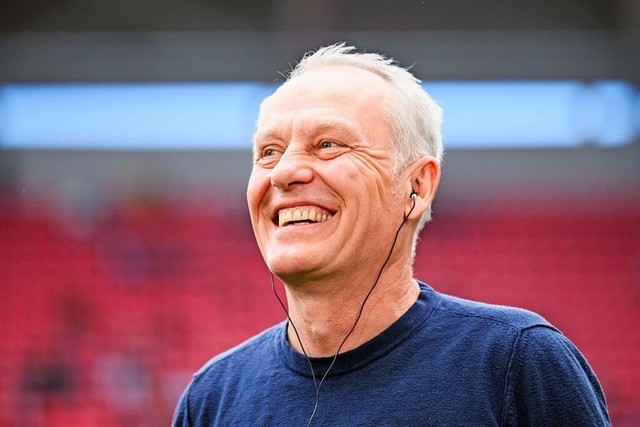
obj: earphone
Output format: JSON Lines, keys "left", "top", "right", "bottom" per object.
{"left": 269, "top": 191, "right": 418, "bottom": 426}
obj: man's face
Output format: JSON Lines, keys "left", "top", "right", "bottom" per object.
{"left": 247, "top": 65, "right": 407, "bottom": 282}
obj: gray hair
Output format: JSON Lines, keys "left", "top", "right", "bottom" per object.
{"left": 287, "top": 43, "right": 443, "bottom": 231}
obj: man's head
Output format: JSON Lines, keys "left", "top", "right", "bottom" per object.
{"left": 247, "top": 44, "right": 442, "bottom": 282}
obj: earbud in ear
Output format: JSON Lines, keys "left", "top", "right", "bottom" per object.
{"left": 410, "top": 188, "right": 417, "bottom": 200}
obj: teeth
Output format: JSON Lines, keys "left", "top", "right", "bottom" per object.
{"left": 278, "top": 207, "right": 333, "bottom": 227}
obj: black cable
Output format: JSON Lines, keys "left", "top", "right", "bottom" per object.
{"left": 270, "top": 272, "right": 319, "bottom": 394}
{"left": 270, "top": 197, "right": 417, "bottom": 426}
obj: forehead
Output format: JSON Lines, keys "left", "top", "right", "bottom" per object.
{"left": 256, "top": 66, "right": 392, "bottom": 137}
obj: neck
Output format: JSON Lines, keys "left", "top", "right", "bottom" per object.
{"left": 282, "top": 264, "right": 419, "bottom": 357}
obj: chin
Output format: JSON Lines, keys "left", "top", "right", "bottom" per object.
{"left": 266, "top": 254, "right": 323, "bottom": 282}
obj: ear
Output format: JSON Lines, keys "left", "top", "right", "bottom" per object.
{"left": 404, "top": 156, "right": 441, "bottom": 220}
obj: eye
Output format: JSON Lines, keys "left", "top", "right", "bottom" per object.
{"left": 316, "top": 139, "right": 348, "bottom": 160}
{"left": 259, "top": 145, "right": 283, "bottom": 159}
{"left": 320, "top": 140, "right": 336, "bottom": 149}
{"left": 254, "top": 145, "right": 283, "bottom": 168}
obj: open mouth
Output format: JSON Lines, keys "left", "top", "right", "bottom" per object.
{"left": 276, "top": 206, "right": 335, "bottom": 227}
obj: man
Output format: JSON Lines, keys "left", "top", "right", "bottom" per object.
{"left": 173, "top": 44, "right": 610, "bottom": 426}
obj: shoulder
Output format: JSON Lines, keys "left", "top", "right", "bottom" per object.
{"left": 193, "top": 321, "right": 284, "bottom": 382}
{"left": 172, "top": 322, "right": 285, "bottom": 426}
{"left": 420, "top": 285, "right": 610, "bottom": 424}
{"left": 503, "top": 324, "right": 611, "bottom": 425}
{"left": 427, "top": 286, "right": 553, "bottom": 332}
{"left": 414, "top": 284, "right": 560, "bottom": 377}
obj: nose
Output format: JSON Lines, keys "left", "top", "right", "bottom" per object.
{"left": 270, "top": 147, "right": 314, "bottom": 190}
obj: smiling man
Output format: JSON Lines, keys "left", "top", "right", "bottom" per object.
{"left": 173, "top": 44, "right": 610, "bottom": 426}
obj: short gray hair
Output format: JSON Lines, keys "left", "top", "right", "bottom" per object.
{"left": 287, "top": 43, "right": 443, "bottom": 231}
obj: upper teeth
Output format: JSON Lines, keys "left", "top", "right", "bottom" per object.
{"left": 278, "top": 207, "right": 332, "bottom": 227}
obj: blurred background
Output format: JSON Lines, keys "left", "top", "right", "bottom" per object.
{"left": 1, "top": 0, "right": 639, "bottom": 425}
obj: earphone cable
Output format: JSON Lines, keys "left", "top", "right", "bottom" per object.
{"left": 270, "top": 272, "right": 319, "bottom": 395}
{"left": 270, "top": 196, "right": 417, "bottom": 426}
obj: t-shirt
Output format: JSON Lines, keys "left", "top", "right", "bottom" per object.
{"left": 173, "top": 282, "right": 610, "bottom": 426}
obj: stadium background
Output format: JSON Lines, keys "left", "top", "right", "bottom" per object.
{"left": 1, "top": 1, "right": 639, "bottom": 425}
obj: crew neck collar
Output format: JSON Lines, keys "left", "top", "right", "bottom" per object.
{"left": 276, "top": 281, "right": 439, "bottom": 377}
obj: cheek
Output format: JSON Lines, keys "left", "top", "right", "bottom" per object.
{"left": 333, "top": 156, "right": 395, "bottom": 205}
{"left": 246, "top": 169, "right": 270, "bottom": 221}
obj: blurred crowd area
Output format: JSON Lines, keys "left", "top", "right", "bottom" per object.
{"left": 1, "top": 184, "right": 639, "bottom": 426}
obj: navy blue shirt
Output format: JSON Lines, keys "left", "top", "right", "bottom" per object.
{"left": 173, "top": 282, "right": 610, "bottom": 426}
